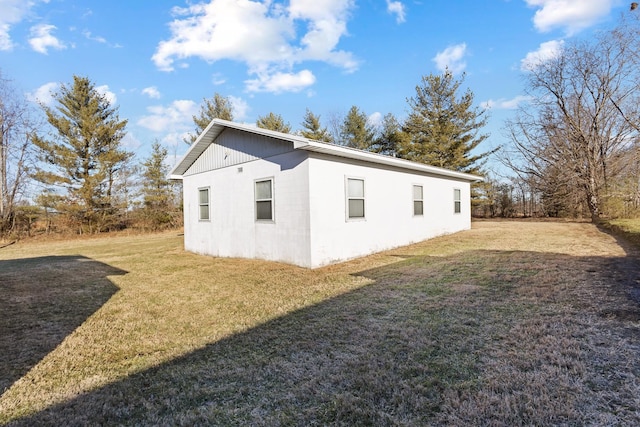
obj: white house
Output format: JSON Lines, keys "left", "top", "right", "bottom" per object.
{"left": 170, "top": 119, "right": 483, "bottom": 268}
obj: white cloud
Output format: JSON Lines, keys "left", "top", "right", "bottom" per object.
{"left": 137, "top": 100, "right": 198, "bottom": 133}
{"left": 82, "top": 30, "right": 106, "bottom": 44}
{"left": 368, "top": 112, "right": 383, "bottom": 127}
{"left": 83, "top": 29, "right": 122, "bottom": 48}
{"left": 28, "top": 81, "right": 59, "bottom": 106}
{"left": 95, "top": 84, "right": 117, "bottom": 105}
{"left": 159, "top": 132, "right": 190, "bottom": 148}
{"left": 245, "top": 69, "right": 316, "bottom": 93}
{"left": 152, "top": 0, "right": 357, "bottom": 93}
{"left": 28, "top": 23, "right": 66, "bottom": 54}
{"left": 142, "top": 86, "right": 161, "bottom": 99}
{"left": 525, "top": 0, "right": 616, "bottom": 35}
{"left": 138, "top": 96, "right": 250, "bottom": 143}
{"left": 229, "top": 95, "right": 250, "bottom": 120}
{"left": 0, "top": 0, "right": 47, "bottom": 51}
{"left": 121, "top": 132, "right": 142, "bottom": 151}
{"left": 0, "top": 23, "right": 11, "bottom": 51}
{"left": 481, "top": 95, "right": 533, "bottom": 110}
{"left": 211, "top": 73, "right": 226, "bottom": 85}
{"left": 433, "top": 43, "right": 467, "bottom": 74}
{"left": 521, "top": 39, "right": 564, "bottom": 71}
{"left": 386, "top": 0, "right": 406, "bottom": 23}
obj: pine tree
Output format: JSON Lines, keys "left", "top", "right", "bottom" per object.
{"left": 400, "top": 70, "right": 491, "bottom": 173}
{"left": 299, "top": 108, "right": 333, "bottom": 142}
{"left": 256, "top": 112, "right": 291, "bottom": 133}
{"left": 140, "top": 141, "right": 175, "bottom": 230}
{"left": 185, "top": 93, "right": 234, "bottom": 144}
{"left": 340, "top": 105, "right": 376, "bottom": 150}
{"left": 371, "top": 113, "right": 404, "bottom": 156}
{"left": 31, "top": 75, "right": 131, "bottom": 232}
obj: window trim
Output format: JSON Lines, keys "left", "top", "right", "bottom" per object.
{"left": 198, "top": 187, "right": 210, "bottom": 221}
{"left": 255, "top": 177, "right": 275, "bottom": 222}
{"left": 345, "top": 176, "right": 366, "bottom": 221}
{"left": 453, "top": 188, "right": 462, "bottom": 214}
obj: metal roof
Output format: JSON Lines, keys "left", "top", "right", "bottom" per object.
{"left": 169, "top": 118, "right": 484, "bottom": 183}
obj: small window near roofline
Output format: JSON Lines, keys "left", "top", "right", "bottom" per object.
{"left": 199, "top": 187, "right": 210, "bottom": 221}
{"left": 255, "top": 178, "right": 274, "bottom": 221}
{"left": 454, "top": 188, "right": 461, "bottom": 214}
{"left": 346, "top": 177, "right": 365, "bottom": 220}
{"left": 413, "top": 185, "right": 424, "bottom": 216}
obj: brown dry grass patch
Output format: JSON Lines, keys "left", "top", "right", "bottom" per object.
{"left": 1, "top": 221, "right": 639, "bottom": 425}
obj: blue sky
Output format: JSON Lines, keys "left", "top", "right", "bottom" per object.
{"left": 0, "top": 0, "right": 630, "bottom": 167}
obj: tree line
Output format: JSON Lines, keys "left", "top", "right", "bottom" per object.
{"left": 0, "top": 67, "right": 491, "bottom": 239}
{"left": 497, "top": 14, "right": 640, "bottom": 221}
{"left": 0, "top": 74, "right": 181, "bottom": 237}
{"left": 188, "top": 70, "right": 491, "bottom": 176}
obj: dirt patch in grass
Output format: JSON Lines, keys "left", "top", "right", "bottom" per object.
{"left": 1, "top": 222, "right": 639, "bottom": 425}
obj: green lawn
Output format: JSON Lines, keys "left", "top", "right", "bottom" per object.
{"left": 1, "top": 221, "right": 639, "bottom": 425}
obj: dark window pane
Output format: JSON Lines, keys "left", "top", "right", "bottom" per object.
{"left": 414, "top": 201, "right": 423, "bottom": 216}
{"left": 348, "top": 199, "right": 365, "bottom": 218}
{"left": 454, "top": 201, "right": 461, "bottom": 214}
{"left": 256, "top": 200, "right": 273, "bottom": 220}
{"left": 200, "top": 204, "right": 209, "bottom": 220}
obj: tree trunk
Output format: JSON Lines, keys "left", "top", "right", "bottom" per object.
{"left": 0, "top": 136, "right": 6, "bottom": 225}
{"left": 586, "top": 177, "right": 600, "bottom": 222}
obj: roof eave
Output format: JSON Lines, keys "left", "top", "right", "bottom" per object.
{"left": 299, "top": 140, "right": 484, "bottom": 183}
{"left": 169, "top": 118, "right": 312, "bottom": 178}
{"left": 169, "top": 119, "right": 484, "bottom": 183}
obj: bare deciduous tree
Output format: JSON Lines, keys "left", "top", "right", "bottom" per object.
{"left": 503, "top": 20, "right": 640, "bottom": 221}
{"left": 0, "top": 71, "right": 35, "bottom": 234}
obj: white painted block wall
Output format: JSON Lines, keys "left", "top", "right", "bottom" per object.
{"left": 183, "top": 149, "right": 472, "bottom": 268}
{"left": 183, "top": 150, "right": 313, "bottom": 267}
{"left": 307, "top": 153, "right": 471, "bottom": 267}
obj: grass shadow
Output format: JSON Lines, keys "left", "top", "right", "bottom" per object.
{"left": 0, "top": 256, "right": 125, "bottom": 394}
{"left": 4, "top": 248, "right": 640, "bottom": 425}
{"left": 597, "top": 221, "right": 640, "bottom": 251}
{"left": 595, "top": 222, "right": 640, "bottom": 307}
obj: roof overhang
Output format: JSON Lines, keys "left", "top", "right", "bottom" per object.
{"left": 169, "top": 118, "right": 484, "bottom": 183}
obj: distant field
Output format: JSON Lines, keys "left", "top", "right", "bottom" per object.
{"left": 1, "top": 220, "right": 639, "bottom": 425}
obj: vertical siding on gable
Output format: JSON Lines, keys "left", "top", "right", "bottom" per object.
{"left": 185, "top": 128, "right": 295, "bottom": 176}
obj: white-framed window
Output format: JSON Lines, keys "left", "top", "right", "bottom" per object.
{"left": 255, "top": 178, "right": 274, "bottom": 221}
{"left": 454, "top": 188, "right": 461, "bottom": 214}
{"left": 413, "top": 185, "right": 424, "bottom": 216}
{"left": 199, "top": 187, "right": 210, "bottom": 221}
{"left": 346, "top": 177, "right": 365, "bottom": 220}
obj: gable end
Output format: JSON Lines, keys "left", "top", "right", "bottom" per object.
{"left": 184, "top": 128, "right": 295, "bottom": 176}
